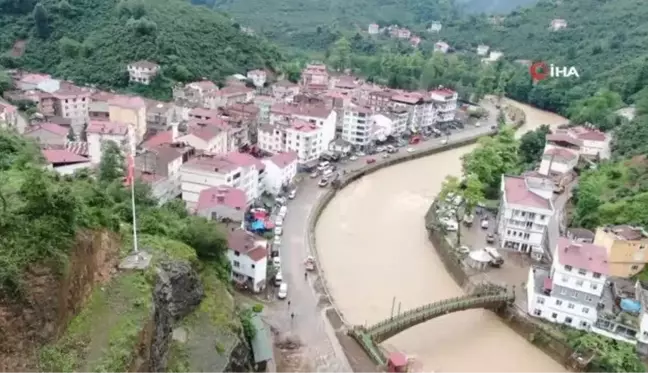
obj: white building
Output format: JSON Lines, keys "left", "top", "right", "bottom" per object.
{"left": 227, "top": 229, "right": 268, "bottom": 293}
{"left": 546, "top": 127, "right": 611, "bottom": 160}
{"left": 178, "top": 120, "right": 228, "bottom": 154}
{"left": 368, "top": 23, "right": 380, "bottom": 34}
{"left": 498, "top": 175, "right": 555, "bottom": 261}
{"left": 527, "top": 238, "right": 609, "bottom": 330}
{"left": 551, "top": 19, "right": 568, "bottom": 31}
{"left": 434, "top": 41, "right": 450, "bottom": 54}
{"left": 247, "top": 69, "right": 267, "bottom": 88}
{"left": 538, "top": 146, "right": 579, "bottom": 176}
{"left": 86, "top": 120, "right": 129, "bottom": 164}
{"left": 127, "top": 60, "right": 160, "bottom": 85}
{"left": 261, "top": 152, "right": 298, "bottom": 196}
{"left": 195, "top": 186, "right": 248, "bottom": 222}
{"left": 371, "top": 109, "right": 408, "bottom": 140}
{"left": 476, "top": 44, "right": 490, "bottom": 56}
{"left": 430, "top": 88, "right": 458, "bottom": 123}
{"left": 42, "top": 149, "right": 92, "bottom": 175}
{"left": 180, "top": 152, "right": 264, "bottom": 209}
{"left": 390, "top": 92, "right": 436, "bottom": 131}
{"left": 428, "top": 22, "right": 442, "bottom": 32}
{"left": 53, "top": 85, "right": 91, "bottom": 134}
{"left": 0, "top": 102, "right": 18, "bottom": 130}
{"left": 342, "top": 104, "right": 374, "bottom": 150}
{"left": 258, "top": 119, "right": 325, "bottom": 164}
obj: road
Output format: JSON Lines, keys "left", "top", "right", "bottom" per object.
{"left": 263, "top": 122, "right": 496, "bottom": 372}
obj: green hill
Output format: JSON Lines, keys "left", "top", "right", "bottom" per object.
{"left": 0, "top": 0, "right": 283, "bottom": 96}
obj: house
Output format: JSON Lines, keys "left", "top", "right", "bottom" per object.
{"left": 497, "top": 175, "right": 555, "bottom": 261}
{"left": 127, "top": 60, "right": 160, "bottom": 85}
{"left": 51, "top": 83, "right": 91, "bottom": 135}
{"left": 428, "top": 22, "right": 442, "bottom": 32}
{"left": 568, "top": 126, "right": 611, "bottom": 159}
{"left": 328, "top": 138, "right": 352, "bottom": 155}
{"left": 173, "top": 80, "right": 219, "bottom": 108}
{"left": 430, "top": 88, "right": 458, "bottom": 123}
{"left": 16, "top": 73, "right": 59, "bottom": 92}
{"left": 108, "top": 95, "right": 147, "bottom": 143}
{"left": 205, "top": 84, "right": 255, "bottom": 109}
{"left": 226, "top": 229, "right": 268, "bottom": 292}
{"left": 410, "top": 36, "right": 421, "bottom": 47}
{"left": 179, "top": 118, "right": 228, "bottom": 154}
{"left": 86, "top": 120, "right": 130, "bottom": 164}
{"left": 551, "top": 19, "right": 568, "bottom": 31}
{"left": 195, "top": 186, "right": 248, "bottom": 222}
{"left": 594, "top": 225, "right": 648, "bottom": 278}
{"left": 342, "top": 104, "right": 374, "bottom": 150}
{"left": 24, "top": 122, "right": 69, "bottom": 147}
{"left": 0, "top": 102, "right": 18, "bottom": 130}
{"left": 567, "top": 228, "right": 596, "bottom": 244}
{"left": 135, "top": 143, "right": 186, "bottom": 203}
{"left": 271, "top": 80, "right": 300, "bottom": 101}
{"left": 146, "top": 100, "right": 178, "bottom": 132}
{"left": 89, "top": 91, "right": 114, "bottom": 121}
{"left": 269, "top": 102, "right": 337, "bottom": 148}
{"left": 42, "top": 148, "right": 91, "bottom": 175}
{"left": 395, "top": 28, "right": 411, "bottom": 39}
{"left": 368, "top": 23, "right": 380, "bottom": 34}
{"left": 538, "top": 146, "right": 579, "bottom": 176}
{"left": 434, "top": 41, "right": 450, "bottom": 54}
{"left": 247, "top": 70, "right": 267, "bottom": 88}
{"left": 261, "top": 152, "right": 298, "bottom": 196}
{"left": 526, "top": 238, "right": 608, "bottom": 331}
{"left": 301, "top": 64, "right": 329, "bottom": 92}
{"left": 476, "top": 45, "right": 490, "bottom": 56}
{"left": 180, "top": 152, "right": 264, "bottom": 209}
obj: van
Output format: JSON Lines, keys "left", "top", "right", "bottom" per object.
{"left": 484, "top": 246, "right": 504, "bottom": 267}
{"left": 322, "top": 169, "right": 334, "bottom": 180}
{"left": 274, "top": 271, "right": 283, "bottom": 286}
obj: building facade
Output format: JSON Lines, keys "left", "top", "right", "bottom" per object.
{"left": 227, "top": 229, "right": 268, "bottom": 293}
{"left": 127, "top": 60, "right": 160, "bottom": 85}
{"left": 594, "top": 225, "right": 648, "bottom": 278}
{"left": 261, "top": 152, "right": 298, "bottom": 196}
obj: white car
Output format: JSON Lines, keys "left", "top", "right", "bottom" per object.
{"left": 310, "top": 171, "right": 319, "bottom": 178}
{"left": 275, "top": 217, "right": 283, "bottom": 226}
{"left": 407, "top": 147, "right": 415, "bottom": 153}
{"left": 274, "top": 271, "right": 283, "bottom": 286}
{"left": 475, "top": 121, "right": 481, "bottom": 127}
{"left": 349, "top": 155, "right": 358, "bottom": 161}
{"left": 441, "top": 139, "right": 448, "bottom": 145}
{"left": 481, "top": 219, "right": 489, "bottom": 229}
{"left": 274, "top": 226, "right": 283, "bottom": 236}
{"left": 272, "top": 256, "right": 281, "bottom": 268}
{"left": 288, "top": 189, "right": 297, "bottom": 199}
{"left": 277, "top": 283, "right": 288, "bottom": 299}
{"left": 355, "top": 151, "right": 365, "bottom": 157}
{"left": 274, "top": 236, "right": 282, "bottom": 246}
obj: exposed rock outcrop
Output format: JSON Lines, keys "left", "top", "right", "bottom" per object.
{"left": 148, "top": 261, "right": 204, "bottom": 372}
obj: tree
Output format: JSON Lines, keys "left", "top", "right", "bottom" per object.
{"left": 179, "top": 216, "right": 228, "bottom": 261}
{"left": 33, "top": 3, "right": 50, "bottom": 38}
{"left": 567, "top": 89, "right": 624, "bottom": 131}
{"left": 0, "top": 71, "right": 12, "bottom": 94}
{"left": 327, "top": 37, "right": 352, "bottom": 72}
{"left": 518, "top": 125, "right": 551, "bottom": 168}
{"left": 567, "top": 332, "right": 645, "bottom": 372}
{"left": 98, "top": 141, "right": 124, "bottom": 183}
{"left": 437, "top": 174, "right": 485, "bottom": 246}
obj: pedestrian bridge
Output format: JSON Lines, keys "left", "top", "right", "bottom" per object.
{"left": 348, "top": 283, "right": 515, "bottom": 366}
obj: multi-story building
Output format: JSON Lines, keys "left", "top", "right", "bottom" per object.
{"left": 178, "top": 119, "right": 228, "bottom": 153}
{"left": 342, "top": 104, "right": 374, "bottom": 150}
{"left": 301, "top": 64, "right": 329, "bottom": 92}
{"left": 527, "top": 237, "right": 608, "bottom": 330}
{"left": 261, "top": 152, "right": 298, "bottom": 196}
{"left": 371, "top": 108, "right": 408, "bottom": 140}
{"left": 88, "top": 91, "right": 113, "bottom": 121}
{"left": 546, "top": 126, "right": 611, "bottom": 160}
{"left": 538, "top": 147, "right": 579, "bottom": 176}
{"left": 594, "top": 225, "right": 648, "bottom": 278}
{"left": 86, "top": 120, "right": 129, "bottom": 164}
{"left": 52, "top": 84, "right": 91, "bottom": 135}
{"left": 368, "top": 89, "right": 396, "bottom": 112}
{"left": 195, "top": 186, "right": 248, "bottom": 222}
{"left": 390, "top": 92, "right": 436, "bottom": 130}
{"left": 254, "top": 95, "right": 274, "bottom": 124}
{"left": 367, "top": 23, "right": 380, "bottom": 34}
{"left": 226, "top": 229, "right": 268, "bottom": 293}
{"left": 204, "top": 85, "right": 255, "bottom": 109}
{"left": 146, "top": 100, "right": 178, "bottom": 132}
{"left": 173, "top": 80, "right": 219, "bottom": 108}
{"left": 127, "top": 60, "right": 160, "bottom": 85}
{"left": 269, "top": 103, "right": 336, "bottom": 148}
{"left": 180, "top": 152, "right": 264, "bottom": 208}
{"left": 247, "top": 69, "right": 267, "bottom": 88}
{"left": 108, "top": 95, "right": 147, "bottom": 143}
{"left": 0, "top": 102, "right": 18, "bottom": 130}
{"left": 135, "top": 143, "right": 185, "bottom": 203}
{"left": 24, "top": 122, "right": 69, "bottom": 147}
{"left": 271, "top": 80, "right": 300, "bottom": 101}
{"left": 258, "top": 119, "right": 324, "bottom": 164}
{"left": 430, "top": 88, "right": 458, "bottom": 124}
{"left": 498, "top": 175, "right": 555, "bottom": 261}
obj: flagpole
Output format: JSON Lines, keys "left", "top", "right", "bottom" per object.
{"left": 128, "top": 130, "right": 139, "bottom": 255}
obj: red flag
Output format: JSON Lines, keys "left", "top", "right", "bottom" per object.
{"left": 125, "top": 154, "right": 135, "bottom": 186}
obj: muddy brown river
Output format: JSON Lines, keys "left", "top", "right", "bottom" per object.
{"left": 316, "top": 99, "right": 570, "bottom": 372}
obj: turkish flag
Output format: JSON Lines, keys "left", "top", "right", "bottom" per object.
{"left": 125, "top": 154, "right": 135, "bottom": 186}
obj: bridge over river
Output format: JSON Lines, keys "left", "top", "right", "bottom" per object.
{"left": 349, "top": 284, "right": 515, "bottom": 366}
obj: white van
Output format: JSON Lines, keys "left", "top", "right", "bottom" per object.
{"left": 322, "top": 169, "right": 334, "bottom": 180}
{"left": 484, "top": 246, "right": 504, "bottom": 266}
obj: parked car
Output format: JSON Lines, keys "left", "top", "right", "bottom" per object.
{"left": 277, "top": 283, "right": 288, "bottom": 299}
{"left": 441, "top": 139, "right": 448, "bottom": 145}
{"left": 486, "top": 233, "right": 495, "bottom": 243}
{"left": 288, "top": 189, "right": 297, "bottom": 199}
{"left": 310, "top": 171, "right": 319, "bottom": 178}
{"left": 318, "top": 179, "right": 329, "bottom": 187}
{"left": 382, "top": 153, "right": 391, "bottom": 159}
{"left": 272, "top": 256, "right": 281, "bottom": 268}
{"left": 366, "top": 158, "right": 376, "bottom": 164}
{"left": 407, "top": 147, "right": 416, "bottom": 153}
{"left": 274, "top": 226, "right": 283, "bottom": 236}
{"left": 355, "top": 151, "right": 366, "bottom": 157}
{"left": 349, "top": 155, "right": 358, "bottom": 161}
{"left": 475, "top": 121, "right": 481, "bottom": 127}
{"left": 274, "top": 271, "right": 283, "bottom": 286}
{"left": 481, "top": 219, "right": 489, "bottom": 229}
{"left": 274, "top": 236, "right": 282, "bottom": 246}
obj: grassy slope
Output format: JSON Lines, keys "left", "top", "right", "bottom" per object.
{"left": 37, "top": 234, "right": 237, "bottom": 372}
{"left": 0, "top": 0, "right": 282, "bottom": 88}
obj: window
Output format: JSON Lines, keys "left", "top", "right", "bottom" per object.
{"left": 578, "top": 269, "right": 587, "bottom": 275}
{"left": 591, "top": 284, "right": 598, "bottom": 290}
{"left": 537, "top": 297, "right": 545, "bottom": 304}
{"left": 568, "top": 303, "right": 575, "bottom": 309}
{"left": 533, "top": 309, "right": 542, "bottom": 316}
{"left": 582, "top": 307, "right": 589, "bottom": 314}
{"left": 233, "top": 260, "right": 240, "bottom": 268}
{"left": 576, "top": 280, "right": 584, "bottom": 286}
{"left": 593, "top": 272, "right": 601, "bottom": 279}
{"left": 632, "top": 265, "right": 640, "bottom": 270}
{"left": 580, "top": 321, "right": 589, "bottom": 328}
{"left": 551, "top": 312, "right": 558, "bottom": 319}
{"left": 562, "top": 275, "right": 568, "bottom": 282}
{"left": 251, "top": 264, "right": 255, "bottom": 269}
{"left": 560, "top": 288, "right": 567, "bottom": 295}
{"left": 234, "top": 251, "right": 240, "bottom": 256}
{"left": 556, "top": 299, "right": 563, "bottom": 306}
{"left": 565, "top": 317, "right": 573, "bottom": 324}
{"left": 565, "top": 265, "right": 573, "bottom": 272}
{"left": 585, "top": 295, "right": 593, "bottom": 302}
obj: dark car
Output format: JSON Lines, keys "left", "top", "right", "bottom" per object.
{"left": 486, "top": 233, "right": 495, "bottom": 244}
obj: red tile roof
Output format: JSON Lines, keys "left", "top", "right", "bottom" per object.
{"left": 546, "top": 133, "right": 583, "bottom": 147}
{"left": 227, "top": 229, "right": 264, "bottom": 254}
{"left": 108, "top": 95, "right": 146, "bottom": 109}
{"left": 246, "top": 246, "right": 267, "bottom": 262}
{"left": 186, "top": 122, "right": 224, "bottom": 142}
{"left": 20, "top": 73, "right": 51, "bottom": 85}
{"left": 197, "top": 186, "right": 247, "bottom": 211}
{"left": 25, "top": 122, "right": 68, "bottom": 137}
{"left": 268, "top": 152, "right": 298, "bottom": 168}
{"left": 87, "top": 120, "right": 129, "bottom": 136}
{"left": 544, "top": 147, "right": 578, "bottom": 161}
{"left": 226, "top": 151, "right": 265, "bottom": 170}
{"left": 42, "top": 149, "right": 89, "bottom": 164}
{"left": 503, "top": 175, "right": 552, "bottom": 210}
{"left": 556, "top": 237, "right": 608, "bottom": 275}
{"left": 569, "top": 126, "right": 607, "bottom": 142}
{"left": 430, "top": 88, "right": 456, "bottom": 96}
{"left": 391, "top": 92, "right": 423, "bottom": 105}
{"left": 142, "top": 130, "right": 173, "bottom": 149}
{"left": 270, "top": 103, "right": 332, "bottom": 119}
{"left": 184, "top": 154, "right": 239, "bottom": 173}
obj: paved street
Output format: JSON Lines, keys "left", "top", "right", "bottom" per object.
{"left": 263, "top": 122, "right": 496, "bottom": 371}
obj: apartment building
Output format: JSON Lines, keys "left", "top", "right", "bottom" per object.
{"left": 390, "top": 92, "right": 436, "bottom": 130}
{"left": 538, "top": 146, "right": 579, "bottom": 176}
{"left": 594, "top": 225, "right": 648, "bottom": 278}
{"left": 527, "top": 238, "right": 608, "bottom": 330}
{"left": 498, "top": 175, "right": 556, "bottom": 261}
{"left": 135, "top": 143, "right": 185, "bottom": 203}
{"left": 546, "top": 126, "right": 611, "bottom": 160}
{"left": 269, "top": 103, "right": 336, "bottom": 148}
{"left": 178, "top": 119, "right": 228, "bottom": 153}
{"left": 226, "top": 229, "right": 268, "bottom": 293}
{"left": 86, "top": 120, "right": 129, "bottom": 164}
{"left": 301, "top": 64, "right": 329, "bottom": 92}
{"left": 173, "top": 80, "right": 219, "bottom": 108}
{"left": 371, "top": 108, "right": 408, "bottom": 140}
{"left": 196, "top": 186, "right": 248, "bottom": 222}
{"left": 108, "top": 95, "right": 147, "bottom": 144}
{"left": 430, "top": 88, "right": 458, "bottom": 123}
{"left": 127, "top": 60, "right": 160, "bottom": 85}
{"left": 52, "top": 84, "right": 91, "bottom": 134}
{"left": 342, "top": 104, "right": 374, "bottom": 150}
{"left": 204, "top": 85, "right": 255, "bottom": 109}
{"left": 258, "top": 119, "right": 325, "bottom": 164}
{"left": 180, "top": 152, "right": 264, "bottom": 209}
{"left": 261, "top": 152, "right": 298, "bottom": 196}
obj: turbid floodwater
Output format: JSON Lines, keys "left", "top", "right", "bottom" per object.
{"left": 315, "top": 99, "right": 570, "bottom": 372}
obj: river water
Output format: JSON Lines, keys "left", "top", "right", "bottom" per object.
{"left": 315, "top": 99, "right": 570, "bottom": 372}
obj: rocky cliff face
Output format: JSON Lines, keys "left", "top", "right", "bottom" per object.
{"left": 148, "top": 261, "right": 205, "bottom": 372}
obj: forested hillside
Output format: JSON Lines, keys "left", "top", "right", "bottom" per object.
{"left": 0, "top": 0, "right": 283, "bottom": 96}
